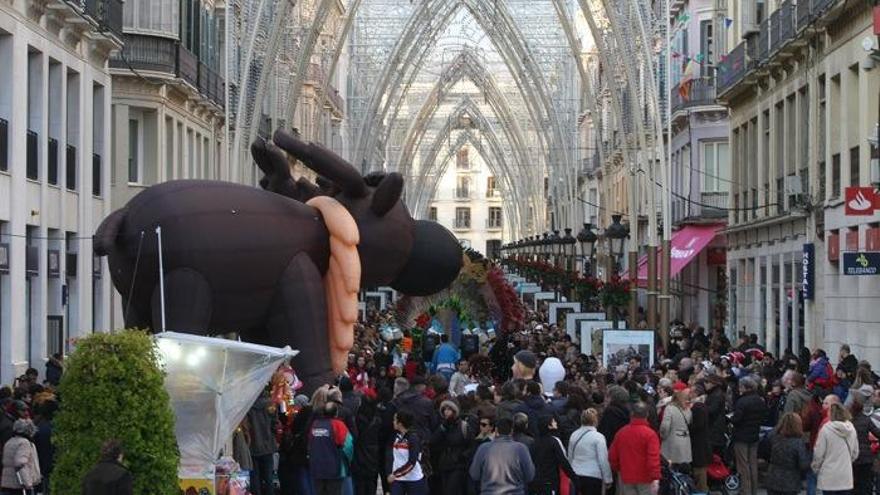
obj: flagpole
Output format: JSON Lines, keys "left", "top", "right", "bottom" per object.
{"left": 155, "top": 226, "right": 167, "bottom": 333}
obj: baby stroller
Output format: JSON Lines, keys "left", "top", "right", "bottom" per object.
{"left": 660, "top": 458, "right": 698, "bottom": 495}
{"left": 707, "top": 453, "right": 739, "bottom": 495}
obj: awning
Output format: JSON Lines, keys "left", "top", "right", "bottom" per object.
{"left": 624, "top": 224, "right": 724, "bottom": 285}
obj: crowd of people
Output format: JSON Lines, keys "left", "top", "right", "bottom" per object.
{"left": 240, "top": 304, "right": 880, "bottom": 495}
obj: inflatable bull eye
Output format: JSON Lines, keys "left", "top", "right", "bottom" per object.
{"left": 94, "top": 128, "right": 463, "bottom": 391}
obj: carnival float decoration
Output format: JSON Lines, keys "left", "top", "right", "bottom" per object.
{"left": 94, "top": 129, "right": 463, "bottom": 391}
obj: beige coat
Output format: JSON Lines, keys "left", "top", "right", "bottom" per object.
{"left": 1, "top": 436, "right": 41, "bottom": 489}
{"left": 812, "top": 420, "right": 859, "bottom": 491}
{"left": 659, "top": 403, "right": 692, "bottom": 464}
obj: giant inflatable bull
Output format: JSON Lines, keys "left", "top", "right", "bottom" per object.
{"left": 94, "top": 129, "right": 463, "bottom": 390}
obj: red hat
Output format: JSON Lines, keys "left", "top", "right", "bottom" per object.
{"left": 673, "top": 381, "right": 689, "bottom": 392}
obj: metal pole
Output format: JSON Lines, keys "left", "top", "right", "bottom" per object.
{"left": 155, "top": 226, "right": 167, "bottom": 333}
{"left": 659, "top": 0, "right": 674, "bottom": 352}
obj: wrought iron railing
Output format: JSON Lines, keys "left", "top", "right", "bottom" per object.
{"left": 66, "top": 144, "right": 77, "bottom": 190}
{"left": 770, "top": 0, "right": 795, "bottom": 54}
{"left": 671, "top": 79, "right": 717, "bottom": 113}
{"left": 757, "top": 18, "right": 770, "bottom": 62}
{"left": 84, "top": 0, "right": 123, "bottom": 38}
{"left": 797, "top": 0, "right": 813, "bottom": 31}
{"left": 811, "top": 0, "right": 836, "bottom": 16}
{"left": 26, "top": 130, "right": 38, "bottom": 180}
{"left": 717, "top": 42, "right": 747, "bottom": 94}
{"left": 177, "top": 46, "right": 198, "bottom": 88}
{"left": 110, "top": 34, "right": 176, "bottom": 73}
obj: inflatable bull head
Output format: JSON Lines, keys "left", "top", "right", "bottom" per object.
{"left": 94, "top": 129, "right": 463, "bottom": 390}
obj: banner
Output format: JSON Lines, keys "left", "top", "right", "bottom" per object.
{"left": 843, "top": 252, "right": 880, "bottom": 276}
{"left": 802, "top": 243, "right": 814, "bottom": 300}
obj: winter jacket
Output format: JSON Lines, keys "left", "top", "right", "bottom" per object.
{"left": 731, "top": 391, "right": 765, "bottom": 444}
{"left": 521, "top": 395, "right": 554, "bottom": 438}
{"left": 512, "top": 432, "right": 535, "bottom": 449}
{"left": 609, "top": 418, "right": 662, "bottom": 485}
{"left": 838, "top": 354, "right": 859, "bottom": 380}
{"left": 850, "top": 413, "right": 880, "bottom": 466}
{"left": 468, "top": 435, "right": 536, "bottom": 495}
{"left": 431, "top": 416, "right": 472, "bottom": 472}
{"left": 1, "top": 436, "right": 41, "bottom": 489}
{"left": 0, "top": 414, "right": 13, "bottom": 451}
{"left": 81, "top": 460, "right": 132, "bottom": 495}
{"left": 308, "top": 416, "right": 354, "bottom": 480}
{"left": 352, "top": 407, "right": 382, "bottom": 477}
{"left": 765, "top": 435, "right": 811, "bottom": 493}
{"left": 689, "top": 402, "right": 711, "bottom": 468}
{"left": 659, "top": 403, "right": 692, "bottom": 464}
{"left": 811, "top": 420, "right": 859, "bottom": 491}
{"left": 33, "top": 420, "right": 53, "bottom": 482}
{"left": 392, "top": 389, "right": 435, "bottom": 437}
{"left": 496, "top": 399, "right": 527, "bottom": 422}
{"left": 556, "top": 406, "right": 581, "bottom": 447}
{"left": 529, "top": 433, "right": 575, "bottom": 494}
{"left": 567, "top": 426, "right": 612, "bottom": 483}
{"left": 783, "top": 387, "right": 813, "bottom": 417}
{"left": 247, "top": 396, "right": 278, "bottom": 456}
{"left": 45, "top": 359, "right": 63, "bottom": 387}
{"left": 449, "top": 372, "right": 474, "bottom": 397}
{"left": 598, "top": 403, "right": 630, "bottom": 446}
{"left": 432, "top": 343, "right": 460, "bottom": 376}
{"left": 807, "top": 357, "right": 833, "bottom": 389}
{"left": 387, "top": 430, "right": 425, "bottom": 482}
{"left": 705, "top": 387, "right": 727, "bottom": 449}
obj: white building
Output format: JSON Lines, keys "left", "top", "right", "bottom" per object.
{"left": 428, "top": 144, "right": 507, "bottom": 258}
{"left": 0, "top": 0, "right": 121, "bottom": 382}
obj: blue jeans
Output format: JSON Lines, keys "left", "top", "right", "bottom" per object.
{"left": 806, "top": 470, "right": 817, "bottom": 495}
{"left": 391, "top": 478, "right": 428, "bottom": 495}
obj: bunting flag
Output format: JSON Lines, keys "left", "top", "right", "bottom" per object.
{"left": 724, "top": 17, "right": 734, "bottom": 28}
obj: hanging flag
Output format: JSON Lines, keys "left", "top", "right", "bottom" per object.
{"left": 679, "top": 59, "right": 696, "bottom": 101}
{"left": 724, "top": 17, "right": 734, "bottom": 29}
{"left": 677, "top": 12, "right": 690, "bottom": 24}
{"left": 695, "top": 53, "right": 705, "bottom": 63}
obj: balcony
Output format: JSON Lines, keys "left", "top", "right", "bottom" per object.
{"left": 454, "top": 188, "right": 472, "bottom": 200}
{"left": 717, "top": 42, "right": 747, "bottom": 95}
{"left": 111, "top": 34, "right": 176, "bottom": 73}
{"left": 66, "top": 144, "right": 77, "bottom": 191}
{"left": 485, "top": 219, "right": 503, "bottom": 230}
{"left": 770, "top": 1, "right": 796, "bottom": 56}
{"left": 796, "top": 0, "right": 814, "bottom": 32}
{"left": 26, "top": 130, "right": 38, "bottom": 180}
{"left": 198, "top": 62, "right": 225, "bottom": 108}
{"left": 671, "top": 79, "right": 717, "bottom": 115}
{"left": 700, "top": 192, "right": 729, "bottom": 218}
{"left": 757, "top": 18, "right": 770, "bottom": 63}
{"left": 486, "top": 189, "right": 501, "bottom": 199}
{"left": 453, "top": 220, "right": 471, "bottom": 231}
{"left": 177, "top": 46, "right": 198, "bottom": 88}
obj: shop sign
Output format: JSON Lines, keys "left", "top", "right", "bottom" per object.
{"left": 843, "top": 252, "right": 880, "bottom": 276}
{"left": 844, "top": 187, "right": 880, "bottom": 216}
{"left": 802, "top": 243, "right": 814, "bottom": 300}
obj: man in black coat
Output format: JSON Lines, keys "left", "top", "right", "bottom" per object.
{"left": 431, "top": 400, "right": 474, "bottom": 495}
{"left": 837, "top": 344, "right": 859, "bottom": 382}
{"left": 521, "top": 382, "right": 553, "bottom": 438}
{"left": 598, "top": 385, "right": 631, "bottom": 446}
{"left": 82, "top": 440, "right": 133, "bottom": 495}
{"left": 731, "top": 377, "right": 765, "bottom": 495}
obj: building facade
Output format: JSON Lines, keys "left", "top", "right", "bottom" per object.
{"left": 0, "top": 0, "right": 121, "bottom": 382}
{"left": 429, "top": 145, "right": 506, "bottom": 259}
{"left": 718, "top": 0, "right": 880, "bottom": 359}
{"left": 106, "top": 0, "right": 228, "bottom": 329}
{"left": 666, "top": 0, "right": 731, "bottom": 328}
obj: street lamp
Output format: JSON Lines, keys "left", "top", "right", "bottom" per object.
{"left": 541, "top": 232, "right": 550, "bottom": 262}
{"left": 551, "top": 230, "right": 562, "bottom": 267}
{"left": 577, "top": 223, "right": 598, "bottom": 276}
{"left": 606, "top": 214, "right": 629, "bottom": 266}
{"left": 563, "top": 228, "right": 576, "bottom": 272}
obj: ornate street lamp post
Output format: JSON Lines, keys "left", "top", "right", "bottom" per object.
{"left": 577, "top": 223, "right": 597, "bottom": 277}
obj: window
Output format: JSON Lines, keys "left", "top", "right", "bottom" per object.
{"left": 456, "top": 176, "right": 471, "bottom": 199}
{"left": 486, "top": 240, "right": 502, "bottom": 260}
{"left": 703, "top": 141, "right": 730, "bottom": 192}
{"left": 128, "top": 119, "right": 141, "bottom": 183}
{"left": 700, "top": 20, "right": 714, "bottom": 79}
{"left": 454, "top": 207, "right": 471, "bottom": 229}
{"left": 850, "top": 146, "right": 860, "bottom": 187}
{"left": 488, "top": 207, "right": 503, "bottom": 229}
{"left": 831, "top": 153, "right": 841, "bottom": 199}
{"left": 123, "top": 0, "right": 180, "bottom": 38}
{"left": 26, "top": 131, "right": 38, "bottom": 180}
{"left": 428, "top": 207, "right": 437, "bottom": 221}
{"left": 48, "top": 138, "right": 58, "bottom": 185}
{"left": 486, "top": 176, "right": 497, "bottom": 197}
{"left": 456, "top": 147, "right": 469, "bottom": 170}
{"left": 0, "top": 118, "right": 7, "bottom": 172}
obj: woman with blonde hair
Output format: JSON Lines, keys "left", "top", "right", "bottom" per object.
{"left": 567, "top": 408, "right": 612, "bottom": 495}
{"left": 812, "top": 403, "right": 859, "bottom": 495}
{"left": 659, "top": 385, "right": 692, "bottom": 471}
{"left": 765, "top": 413, "right": 811, "bottom": 495}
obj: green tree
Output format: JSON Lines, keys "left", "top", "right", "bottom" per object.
{"left": 52, "top": 330, "right": 179, "bottom": 495}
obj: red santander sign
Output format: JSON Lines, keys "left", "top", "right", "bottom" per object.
{"left": 845, "top": 187, "right": 880, "bottom": 216}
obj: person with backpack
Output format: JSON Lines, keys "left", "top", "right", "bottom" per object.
{"left": 807, "top": 350, "right": 836, "bottom": 392}
{"left": 308, "top": 402, "right": 355, "bottom": 495}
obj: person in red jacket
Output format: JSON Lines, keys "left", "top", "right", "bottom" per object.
{"left": 609, "top": 402, "right": 661, "bottom": 495}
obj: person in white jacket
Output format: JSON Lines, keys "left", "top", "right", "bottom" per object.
{"left": 812, "top": 403, "right": 860, "bottom": 494}
{"left": 567, "top": 409, "right": 612, "bottom": 495}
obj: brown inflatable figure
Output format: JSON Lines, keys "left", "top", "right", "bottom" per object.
{"left": 94, "top": 129, "right": 463, "bottom": 390}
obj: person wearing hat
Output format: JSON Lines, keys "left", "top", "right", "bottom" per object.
{"left": 1, "top": 418, "right": 40, "bottom": 493}
{"left": 81, "top": 439, "right": 131, "bottom": 495}
{"left": 430, "top": 400, "right": 471, "bottom": 495}
{"left": 511, "top": 350, "right": 537, "bottom": 381}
